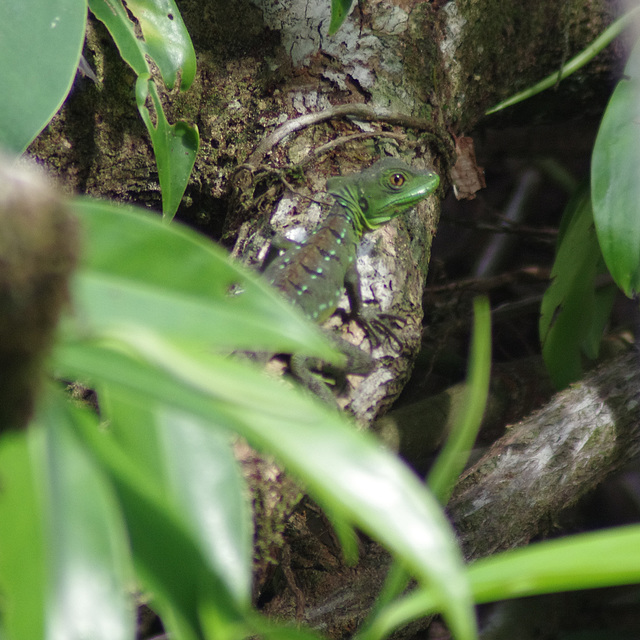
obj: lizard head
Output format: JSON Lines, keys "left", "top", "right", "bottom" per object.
{"left": 326, "top": 158, "right": 439, "bottom": 233}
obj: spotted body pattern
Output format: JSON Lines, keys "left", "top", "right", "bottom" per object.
{"left": 265, "top": 206, "right": 358, "bottom": 323}
{"left": 264, "top": 158, "right": 440, "bottom": 337}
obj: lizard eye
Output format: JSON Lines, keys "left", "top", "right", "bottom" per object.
{"left": 390, "top": 172, "right": 405, "bottom": 188}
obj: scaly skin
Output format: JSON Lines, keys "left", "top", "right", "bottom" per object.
{"left": 265, "top": 158, "right": 439, "bottom": 338}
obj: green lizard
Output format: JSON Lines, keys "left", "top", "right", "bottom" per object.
{"left": 264, "top": 157, "right": 439, "bottom": 398}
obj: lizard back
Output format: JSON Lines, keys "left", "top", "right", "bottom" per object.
{"left": 264, "top": 204, "right": 358, "bottom": 323}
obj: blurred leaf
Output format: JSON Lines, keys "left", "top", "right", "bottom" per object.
{"left": 0, "top": 0, "right": 87, "bottom": 152}
{"left": 67, "top": 395, "right": 246, "bottom": 640}
{"left": 329, "top": 0, "right": 354, "bottom": 35}
{"left": 468, "top": 524, "right": 640, "bottom": 603}
{"left": 53, "top": 330, "right": 478, "bottom": 640}
{"left": 592, "top": 39, "right": 640, "bottom": 296}
{"left": 540, "top": 187, "right": 616, "bottom": 388}
{"left": 358, "top": 525, "right": 640, "bottom": 640}
{"left": 69, "top": 198, "right": 341, "bottom": 361}
{"left": 136, "top": 76, "right": 199, "bottom": 220}
{"left": 34, "top": 387, "right": 135, "bottom": 640}
{"left": 0, "top": 431, "right": 46, "bottom": 640}
{"left": 102, "top": 386, "right": 253, "bottom": 605}
{"left": 428, "top": 296, "right": 491, "bottom": 503}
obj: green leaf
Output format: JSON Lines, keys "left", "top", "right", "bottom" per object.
{"left": 102, "top": 386, "right": 253, "bottom": 605}
{"left": 53, "top": 331, "right": 478, "bottom": 640}
{"left": 592, "top": 39, "right": 640, "bottom": 296}
{"left": 0, "top": 0, "right": 87, "bottom": 153}
{"left": 125, "top": 0, "right": 196, "bottom": 90}
{"left": 88, "top": 0, "right": 196, "bottom": 90}
{"left": 88, "top": 0, "right": 149, "bottom": 76}
{"left": 329, "top": 0, "right": 354, "bottom": 35}
{"left": 354, "top": 525, "right": 640, "bottom": 639}
{"left": 428, "top": 296, "right": 491, "bottom": 503}
{"left": 540, "top": 187, "right": 616, "bottom": 388}
{"left": 68, "top": 198, "right": 340, "bottom": 361}
{"left": 88, "top": 0, "right": 198, "bottom": 218}
{"left": 468, "top": 524, "right": 640, "bottom": 603}
{"left": 34, "top": 388, "right": 135, "bottom": 640}
{"left": 0, "top": 431, "right": 46, "bottom": 640}
{"left": 136, "top": 76, "right": 199, "bottom": 220}
{"left": 66, "top": 384, "right": 248, "bottom": 640}
{"left": 486, "top": 6, "right": 640, "bottom": 115}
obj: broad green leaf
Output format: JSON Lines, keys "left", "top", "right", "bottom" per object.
{"left": 136, "top": 75, "right": 199, "bottom": 220}
{"left": 329, "top": 0, "right": 354, "bottom": 35}
{"left": 88, "top": 0, "right": 196, "bottom": 90}
{"left": 468, "top": 524, "right": 640, "bottom": 603}
{"left": 66, "top": 389, "right": 247, "bottom": 640}
{"left": 88, "top": 0, "right": 197, "bottom": 217}
{"left": 102, "top": 386, "right": 253, "bottom": 605}
{"left": 88, "top": 0, "right": 148, "bottom": 75}
{"left": 428, "top": 296, "right": 491, "bottom": 503}
{"left": 125, "top": 0, "right": 196, "bottom": 90}
{"left": 0, "top": 0, "right": 87, "bottom": 152}
{"left": 592, "top": 39, "right": 640, "bottom": 296}
{"left": 540, "top": 187, "right": 616, "bottom": 388}
{"left": 53, "top": 330, "right": 478, "bottom": 640}
{"left": 0, "top": 431, "right": 46, "bottom": 640}
{"left": 34, "top": 388, "right": 134, "bottom": 640}
{"left": 68, "top": 198, "right": 341, "bottom": 361}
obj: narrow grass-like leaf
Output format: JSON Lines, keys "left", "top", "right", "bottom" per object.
{"left": 428, "top": 296, "right": 491, "bottom": 504}
{"left": 486, "top": 6, "right": 640, "bottom": 115}
{"left": 0, "top": 431, "right": 46, "bottom": 640}
{"left": 0, "top": 0, "right": 87, "bottom": 152}
{"left": 69, "top": 198, "right": 341, "bottom": 361}
{"left": 35, "top": 388, "right": 135, "bottom": 640}
{"left": 353, "top": 525, "right": 640, "bottom": 638}
{"left": 53, "top": 330, "right": 477, "bottom": 640}
{"left": 540, "top": 187, "right": 616, "bottom": 387}
{"left": 136, "top": 76, "right": 199, "bottom": 220}
{"left": 592, "top": 40, "right": 640, "bottom": 297}
{"left": 468, "top": 524, "right": 640, "bottom": 603}
{"left": 329, "top": 0, "right": 354, "bottom": 35}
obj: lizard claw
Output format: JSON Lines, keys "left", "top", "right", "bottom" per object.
{"left": 354, "top": 310, "right": 406, "bottom": 350}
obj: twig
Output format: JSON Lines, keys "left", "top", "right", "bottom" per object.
{"left": 245, "top": 104, "right": 444, "bottom": 167}
{"left": 299, "top": 131, "right": 408, "bottom": 164}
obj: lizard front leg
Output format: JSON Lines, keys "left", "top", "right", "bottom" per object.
{"left": 343, "top": 262, "right": 404, "bottom": 349}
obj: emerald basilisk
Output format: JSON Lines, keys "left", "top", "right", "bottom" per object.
{"left": 263, "top": 157, "right": 439, "bottom": 400}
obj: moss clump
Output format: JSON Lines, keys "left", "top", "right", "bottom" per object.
{"left": 0, "top": 158, "right": 78, "bottom": 430}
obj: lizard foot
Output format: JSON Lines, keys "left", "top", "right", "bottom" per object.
{"left": 352, "top": 310, "right": 406, "bottom": 350}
